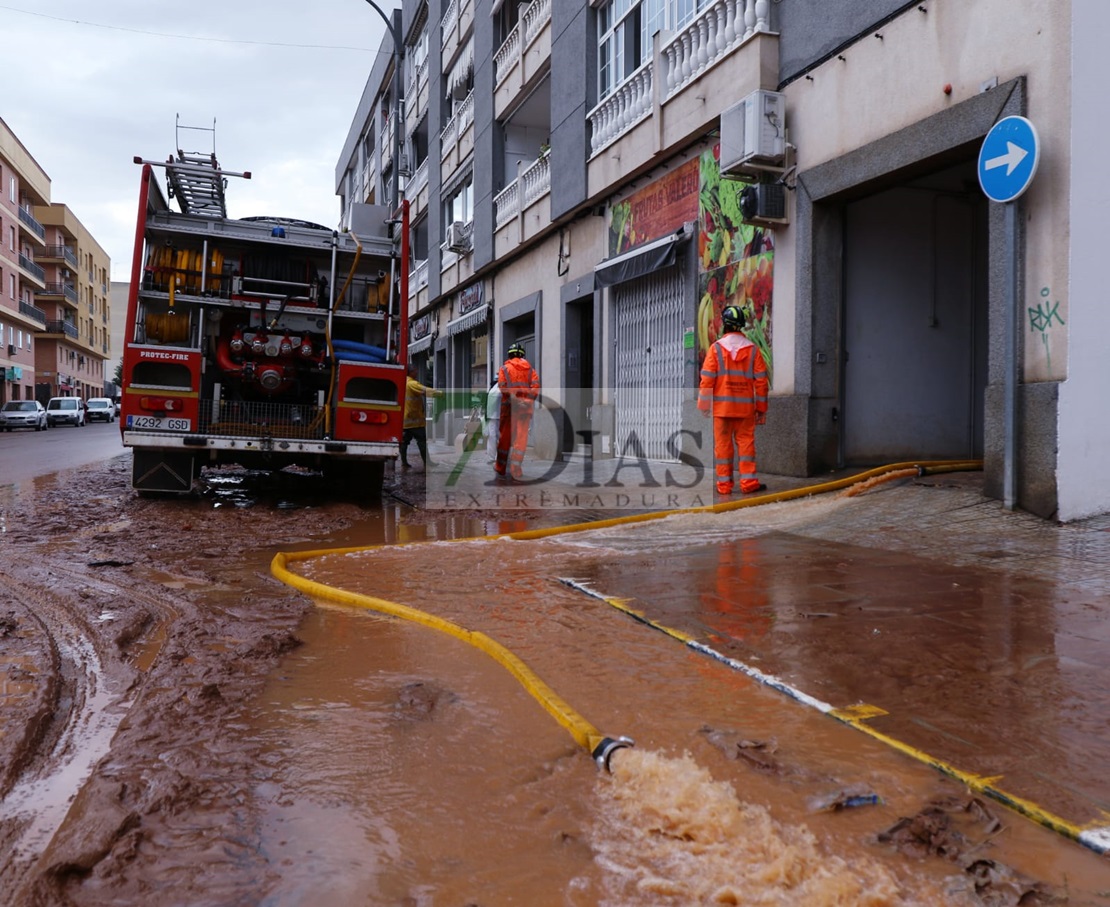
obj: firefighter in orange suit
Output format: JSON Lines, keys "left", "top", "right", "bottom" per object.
{"left": 697, "top": 305, "right": 768, "bottom": 495}
{"left": 495, "top": 342, "right": 540, "bottom": 481}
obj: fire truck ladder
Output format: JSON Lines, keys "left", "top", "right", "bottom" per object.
{"left": 166, "top": 152, "right": 228, "bottom": 217}
{"left": 161, "top": 117, "right": 250, "bottom": 217}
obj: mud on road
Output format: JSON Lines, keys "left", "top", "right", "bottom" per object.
{"left": 0, "top": 457, "right": 371, "bottom": 905}
{"left": 3, "top": 458, "right": 1108, "bottom": 906}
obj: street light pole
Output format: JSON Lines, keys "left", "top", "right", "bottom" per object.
{"left": 360, "top": 0, "right": 404, "bottom": 215}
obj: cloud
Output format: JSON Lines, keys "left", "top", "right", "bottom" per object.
{"left": 1, "top": 0, "right": 385, "bottom": 277}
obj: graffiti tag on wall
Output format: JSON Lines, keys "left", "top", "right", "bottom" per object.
{"left": 1029, "top": 286, "right": 1065, "bottom": 374}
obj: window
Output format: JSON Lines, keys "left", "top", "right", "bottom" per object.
{"left": 9, "top": 177, "right": 15, "bottom": 203}
{"left": 598, "top": 0, "right": 707, "bottom": 100}
{"left": 409, "top": 25, "right": 429, "bottom": 77}
{"left": 443, "top": 176, "right": 473, "bottom": 233}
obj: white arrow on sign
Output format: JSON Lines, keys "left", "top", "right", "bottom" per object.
{"left": 985, "top": 141, "right": 1029, "bottom": 176}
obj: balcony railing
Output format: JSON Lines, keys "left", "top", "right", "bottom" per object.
{"left": 410, "top": 258, "right": 429, "bottom": 297}
{"left": 440, "top": 0, "right": 458, "bottom": 48}
{"left": 439, "top": 90, "right": 474, "bottom": 160}
{"left": 18, "top": 253, "right": 45, "bottom": 282}
{"left": 19, "top": 301, "right": 47, "bottom": 325}
{"left": 493, "top": 0, "right": 552, "bottom": 87}
{"left": 493, "top": 153, "right": 551, "bottom": 230}
{"left": 409, "top": 157, "right": 429, "bottom": 199}
{"left": 382, "top": 112, "right": 397, "bottom": 172}
{"left": 44, "top": 320, "right": 79, "bottom": 339}
{"left": 588, "top": 0, "right": 773, "bottom": 156}
{"left": 35, "top": 281, "right": 78, "bottom": 303}
{"left": 406, "top": 57, "right": 429, "bottom": 114}
{"left": 40, "top": 244, "right": 78, "bottom": 267}
{"left": 18, "top": 206, "right": 45, "bottom": 241}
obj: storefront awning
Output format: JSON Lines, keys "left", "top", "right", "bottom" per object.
{"left": 447, "top": 303, "right": 490, "bottom": 336}
{"left": 594, "top": 230, "right": 685, "bottom": 289}
{"left": 408, "top": 334, "right": 433, "bottom": 355}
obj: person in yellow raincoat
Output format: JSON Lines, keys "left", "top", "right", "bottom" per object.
{"left": 402, "top": 363, "right": 442, "bottom": 470}
{"left": 697, "top": 305, "right": 768, "bottom": 495}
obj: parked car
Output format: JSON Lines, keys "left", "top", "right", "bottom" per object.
{"left": 86, "top": 397, "right": 115, "bottom": 423}
{"left": 46, "top": 396, "right": 86, "bottom": 427}
{"left": 0, "top": 399, "right": 49, "bottom": 431}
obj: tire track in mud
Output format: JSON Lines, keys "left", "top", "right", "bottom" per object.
{"left": 0, "top": 558, "right": 160, "bottom": 899}
{"left": 0, "top": 461, "right": 344, "bottom": 906}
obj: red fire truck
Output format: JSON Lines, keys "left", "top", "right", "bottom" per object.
{"left": 121, "top": 141, "right": 408, "bottom": 497}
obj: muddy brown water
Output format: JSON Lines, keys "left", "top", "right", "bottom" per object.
{"left": 3, "top": 462, "right": 1110, "bottom": 905}
{"left": 253, "top": 497, "right": 1110, "bottom": 905}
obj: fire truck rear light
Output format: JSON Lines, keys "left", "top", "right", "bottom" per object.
{"left": 139, "top": 397, "right": 183, "bottom": 412}
{"left": 350, "top": 409, "right": 389, "bottom": 425}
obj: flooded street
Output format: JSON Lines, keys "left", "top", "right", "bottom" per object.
{"left": 260, "top": 481, "right": 1110, "bottom": 905}
{"left": 2, "top": 458, "right": 1110, "bottom": 904}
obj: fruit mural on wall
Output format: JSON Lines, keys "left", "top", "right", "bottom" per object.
{"left": 697, "top": 145, "right": 774, "bottom": 383}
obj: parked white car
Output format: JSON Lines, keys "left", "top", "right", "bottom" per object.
{"left": 46, "top": 396, "right": 85, "bottom": 427}
{"left": 0, "top": 400, "right": 49, "bottom": 431}
{"left": 86, "top": 397, "right": 115, "bottom": 423}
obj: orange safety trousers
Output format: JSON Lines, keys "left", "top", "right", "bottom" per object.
{"left": 495, "top": 396, "right": 533, "bottom": 479}
{"left": 713, "top": 415, "right": 760, "bottom": 494}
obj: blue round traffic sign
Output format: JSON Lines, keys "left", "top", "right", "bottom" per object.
{"left": 978, "top": 116, "right": 1039, "bottom": 203}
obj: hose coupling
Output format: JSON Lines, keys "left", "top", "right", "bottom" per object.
{"left": 592, "top": 736, "right": 635, "bottom": 772}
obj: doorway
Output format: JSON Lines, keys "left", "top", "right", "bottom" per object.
{"left": 563, "top": 296, "right": 594, "bottom": 454}
{"left": 842, "top": 164, "right": 988, "bottom": 463}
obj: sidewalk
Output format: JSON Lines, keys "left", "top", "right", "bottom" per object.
{"left": 399, "top": 440, "right": 1110, "bottom": 853}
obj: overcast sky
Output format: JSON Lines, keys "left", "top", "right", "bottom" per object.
{"left": 3, "top": 1, "right": 392, "bottom": 280}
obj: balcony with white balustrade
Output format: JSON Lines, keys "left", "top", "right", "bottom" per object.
{"left": 492, "top": 151, "right": 551, "bottom": 257}
{"left": 586, "top": 0, "right": 778, "bottom": 193}
{"left": 493, "top": 0, "right": 552, "bottom": 122}
{"left": 440, "top": 90, "right": 475, "bottom": 179}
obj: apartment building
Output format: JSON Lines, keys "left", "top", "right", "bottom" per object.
{"left": 337, "top": 0, "right": 1109, "bottom": 521}
{"left": 33, "top": 205, "right": 111, "bottom": 402}
{"left": 0, "top": 117, "right": 112, "bottom": 406}
{"left": 0, "top": 118, "right": 51, "bottom": 404}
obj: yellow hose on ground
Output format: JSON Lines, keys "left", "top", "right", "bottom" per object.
{"left": 270, "top": 551, "right": 617, "bottom": 761}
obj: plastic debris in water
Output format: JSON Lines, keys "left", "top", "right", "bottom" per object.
{"left": 809, "top": 789, "right": 884, "bottom": 812}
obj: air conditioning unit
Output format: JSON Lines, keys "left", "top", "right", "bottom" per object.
{"left": 720, "top": 89, "right": 786, "bottom": 179}
{"left": 739, "top": 182, "right": 788, "bottom": 226}
{"left": 7, "top": 344, "right": 15, "bottom": 356}
{"left": 445, "top": 220, "right": 471, "bottom": 254}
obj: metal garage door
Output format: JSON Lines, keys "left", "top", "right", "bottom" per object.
{"left": 613, "top": 266, "right": 684, "bottom": 460}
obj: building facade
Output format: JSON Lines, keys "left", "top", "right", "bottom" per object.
{"left": 336, "top": 0, "right": 1108, "bottom": 522}
{"left": 0, "top": 117, "right": 112, "bottom": 405}
{"left": 0, "top": 118, "right": 51, "bottom": 404}
{"left": 33, "top": 205, "right": 112, "bottom": 402}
